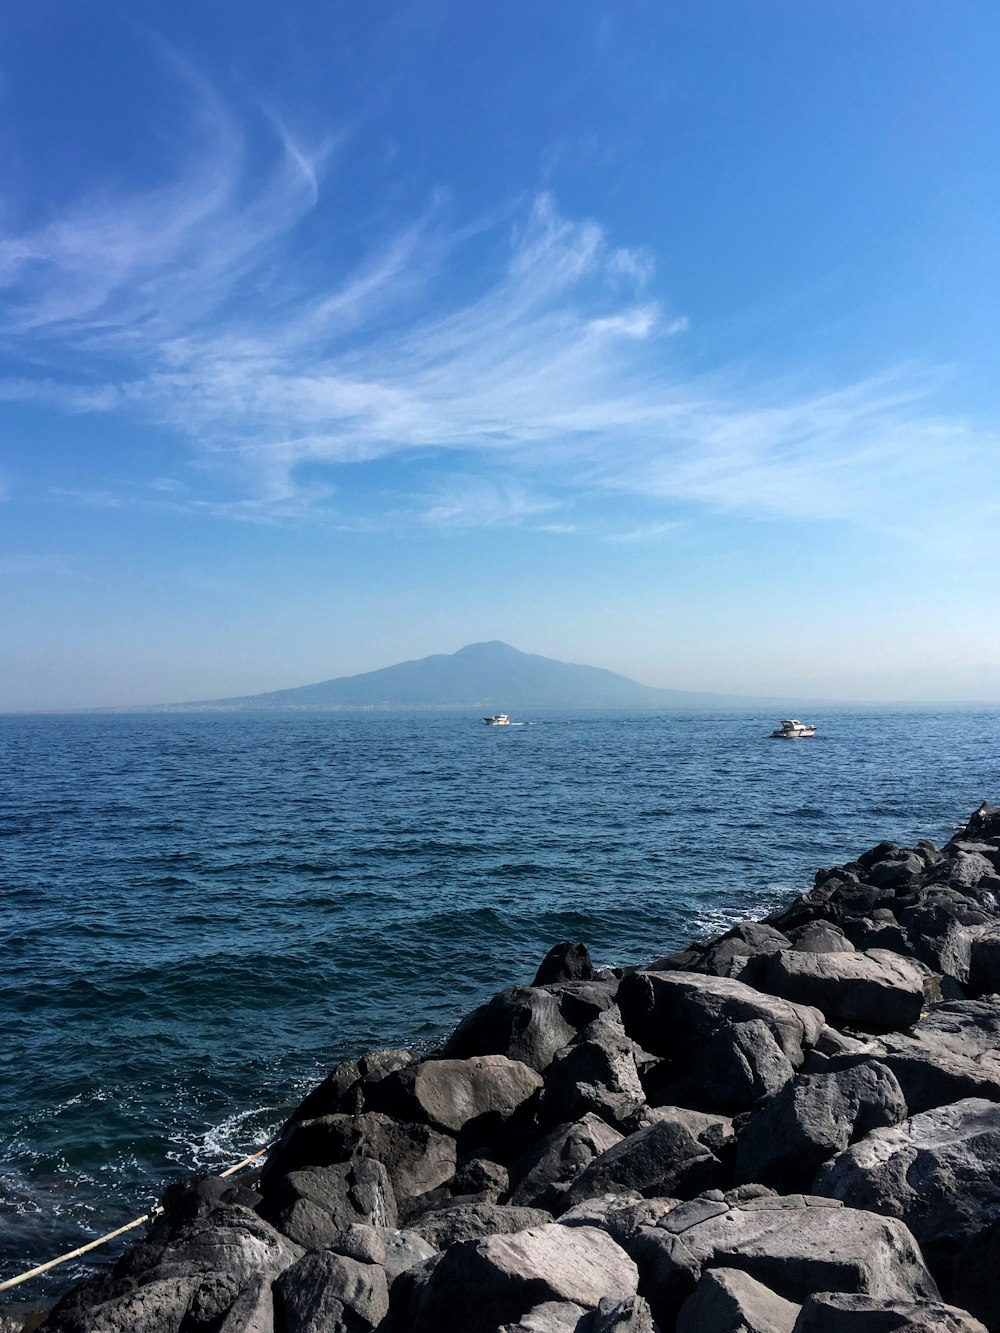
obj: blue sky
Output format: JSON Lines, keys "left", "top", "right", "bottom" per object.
{"left": 3, "top": 1, "right": 1000, "bottom": 708}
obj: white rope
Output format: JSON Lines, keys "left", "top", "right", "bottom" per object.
{"left": 0, "top": 1141, "right": 275, "bottom": 1294}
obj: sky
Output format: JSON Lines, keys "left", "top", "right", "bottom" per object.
{"left": 3, "top": 0, "right": 1000, "bottom": 709}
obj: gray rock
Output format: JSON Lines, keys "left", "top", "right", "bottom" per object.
{"left": 700, "top": 1018, "right": 796, "bottom": 1111}
{"left": 558, "top": 1112, "right": 727, "bottom": 1211}
{"left": 677, "top": 1266, "right": 800, "bottom": 1333}
{"left": 587, "top": 1294, "right": 656, "bottom": 1333}
{"left": 498, "top": 1301, "right": 588, "bottom": 1333}
{"left": 396, "top": 1223, "right": 639, "bottom": 1333}
{"left": 509, "top": 1113, "right": 625, "bottom": 1209}
{"left": 542, "top": 1010, "right": 645, "bottom": 1128}
{"left": 792, "top": 1291, "right": 989, "bottom": 1331}
{"left": 409, "top": 1201, "right": 552, "bottom": 1249}
{"left": 756, "top": 950, "right": 926, "bottom": 1033}
{"left": 789, "top": 923, "right": 856, "bottom": 954}
{"left": 288, "top": 1048, "right": 417, "bottom": 1122}
{"left": 558, "top": 1192, "right": 678, "bottom": 1244}
{"left": 946, "top": 850, "right": 996, "bottom": 890}
{"left": 813, "top": 1097, "right": 1000, "bottom": 1321}
{"left": 734, "top": 1061, "right": 907, "bottom": 1193}
{"left": 969, "top": 924, "right": 1000, "bottom": 995}
{"left": 685, "top": 922, "right": 792, "bottom": 981}
{"left": 261, "top": 1110, "right": 457, "bottom": 1203}
{"left": 628, "top": 1195, "right": 937, "bottom": 1328}
{"left": 533, "top": 942, "right": 594, "bottom": 987}
{"left": 274, "top": 1250, "right": 388, "bottom": 1333}
{"left": 216, "top": 1274, "right": 274, "bottom": 1333}
{"left": 371, "top": 1055, "right": 543, "bottom": 1138}
{"left": 326, "top": 1223, "right": 436, "bottom": 1284}
{"left": 617, "top": 970, "right": 824, "bottom": 1066}
{"left": 443, "top": 986, "right": 577, "bottom": 1071}
{"left": 262, "top": 1159, "right": 397, "bottom": 1248}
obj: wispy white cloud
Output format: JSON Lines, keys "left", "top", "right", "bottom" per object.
{"left": 3, "top": 59, "right": 998, "bottom": 553}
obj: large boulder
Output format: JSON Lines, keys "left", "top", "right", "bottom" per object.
{"left": 734, "top": 1061, "right": 907, "bottom": 1193}
{"left": 259, "top": 1159, "right": 397, "bottom": 1249}
{"left": 508, "top": 1113, "right": 625, "bottom": 1210}
{"left": 541, "top": 1009, "right": 645, "bottom": 1128}
{"left": 792, "top": 1292, "right": 989, "bottom": 1331}
{"left": 325, "top": 1222, "right": 436, "bottom": 1285}
{"left": 756, "top": 950, "right": 926, "bottom": 1033}
{"left": 442, "top": 987, "right": 577, "bottom": 1071}
{"left": 616, "top": 970, "right": 823, "bottom": 1068}
{"left": 699, "top": 1018, "right": 796, "bottom": 1112}
{"left": 814, "top": 1097, "right": 1000, "bottom": 1325}
{"left": 676, "top": 1265, "right": 800, "bottom": 1333}
{"left": 275, "top": 1250, "right": 389, "bottom": 1333}
{"left": 288, "top": 1049, "right": 418, "bottom": 1122}
{"left": 261, "top": 1110, "right": 457, "bottom": 1204}
{"left": 557, "top": 1111, "right": 729, "bottom": 1212}
{"left": 868, "top": 998, "right": 1000, "bottom": 1113}
{"left": 532, "top": 942, "right": 594, "bottom": 987}
{"left": 683, "top": 922, "right": 792, "bottom": 982}
{"left": 367, "top": 1056, "right": 543, "bottom": 1144}
{"left": 408, "top": 1201, "right": 552, "bottom": 1249}
{"left": 394, "top": 1223, "right": 639, "bottom": 1333}
{"left": 628, "top": 1194, "right": 938, "bottom": 1329}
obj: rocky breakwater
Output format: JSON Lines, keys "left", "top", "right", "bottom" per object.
{"left": 22, "top": 803, "right": 1000, "bottom": 1333}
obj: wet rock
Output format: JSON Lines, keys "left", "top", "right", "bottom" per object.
{"left": 676, "top": 1266, "right": 800, "bottom": 1333}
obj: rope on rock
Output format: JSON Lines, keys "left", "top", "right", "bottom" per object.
{"left": 0, "top": 1140, "right": 276, "bottom": 1294}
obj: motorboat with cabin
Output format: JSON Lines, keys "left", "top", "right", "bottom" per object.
{"left": 770, "top": 718, "right": 817, "bottom": 739}
{"left": 483, "top": 713, "right": 511, "bottom": 725}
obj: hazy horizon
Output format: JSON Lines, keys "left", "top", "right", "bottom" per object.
{"left": 3, "top": 4, "right": 1000, "bottom": 710}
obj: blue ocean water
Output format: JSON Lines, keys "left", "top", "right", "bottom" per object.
{"left": 1, "top": 706, "right": 998, "bottom": 1299}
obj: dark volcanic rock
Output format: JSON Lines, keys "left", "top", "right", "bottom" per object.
{"left": 442, "top": 987, "right": 576, "bottom": 1071}
{"left": 676, "top": 1265, "right": 800, "bottom": 1333}
{"left": 793, "top": 1292, "right": 988, "bottom": 1331}
{"left": 700, "top": 1017, "right": 796, "bottom": 1111}
{"left": 814, "top": 1097, "right": 1000, "bottom": 1325}
{"left": 532, "top": 942, "right": 594, "bottom": 987}
{"left": 366, "top": 1055, "right": 543, "bottom": 1144}
{"left": 288, "top": 1048, "right": 418, "bottom": 1122}
{"left": 275, "top": 1249, "right": 389, "bottom": 1333}
{"left": 508, "top": 1113, "right": 625, "bottom": 1209}
{"left": 734, "top": 1061, "right": 907, "bottom": 1193}
{"left": 394, "top": 1223, "right": 639, "bottom": 1333}
{"left": 260, "top": 1158, "right": 397, "bottom": 1248}
{"left": 326, "top": 1222, "right": 436, "bottom": 1284}
{"left": 541, "top": 1009, "right": 645, "bottom": 1129}
{"left": 408, "top": 1201, "right": 552, "bottom": 1249}
{"left": 756, "top": 950, "right": 926, "bottom": 1032}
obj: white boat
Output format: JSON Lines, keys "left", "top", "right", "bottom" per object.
{"left": 483, "top": 713, "right": 511, "bottom": 725}
{"left": 770, "top": 718, "right": 817, "bottom": 739}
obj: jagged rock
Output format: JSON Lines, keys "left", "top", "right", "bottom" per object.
{"left": 508, "top": 1113, "right": 625, "bottom": 1209}
{"left": 813, "top": 1097, "right": 1000, "bottom": 1324}
{"left": 684, "top": 922, "right": 792, "bottom": 981}
{"left": 366, "top": 1055, "right": 543, "bottom": 1141}
{"left": 533, "top": 942, "right": 594, "bottom": 986}
{"left": 546, "top": 980, "right": 621, "bottom": 1029}
{"left": 867, "top": 998, "right": 1000, "bottom": 1112}
{"left": 216, "top": 1273, "right": 273, "bottom": 1333}
{"left": 498, "top": 1300, "right": 588, "bottom": 1333}
{"left": 734, "top": 1061, "right": 907, "bottom": 1193}
{"left": 958, "top": 802, "right": 1000, "bottom": 842}
{"left": 325, "top": 1223, "right": 436, "bottom": 1284}
{"left": 541, "top": 1009, "right": 645, "bottom": 1128}
{"left": 275, "top": 1250, "right": 389, "bottom": 1333}
{"left": 557, "top": 1191, "right": 678, "bottom": 1243}
{"left": 408, "top": 1201, "right": 552, "bottom": 1248}
{"left": 260, "top": 1159, "right": 397, "bottom": 1248}
{"left": 756, "top": 950, "right": 926, "bottom": 1032}
{"left": 789, "top": 922, "right": 856, "bottom": 954}
{"left": 588, "top": 1294, "right": 656, "bottom": 1333}
{"left": 895, "top": 903, "right": 973, "bottom": 986}
{"left": 394, "top": 1223, "right": 639, "bottom": 1333}
{"left": 628, "top": 1195, "right": 937, "bottom": 1329}
{"left": 617, "top": 970, "right": 823, "bottom": 1067}
{"left": 792, "top": 1292, "right": 989, "bottom": 1331}
{"left": 557, "top": 1111, "right": 728, "bottom": 1211}
{"left": 700, "top": 1018, "right": 796, "bottom": 1111}
{"left": 969, "top": 924, "right": 1000, "bottom": 995}
{"left": 945, "top": 850, "right": 996, "bottom": 890}
{"left": 676, "top": 1266, "right": 800, "bottom": 1333}
{"left": 288, "top": 1049, "right": 418, "bottom": 1122}
{"left": 261, "top": 1111, "right": 457, "bottom": 1203}
{"left": 443, "top": 987, "right": 576, "bottom": 1071}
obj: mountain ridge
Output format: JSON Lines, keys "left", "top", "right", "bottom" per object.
{"left": 173, "top": 641, "right": 766, "bottom": 711}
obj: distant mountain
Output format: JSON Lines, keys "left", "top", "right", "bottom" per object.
{"left": 188, "top": 641, "right": 763, "bottom": 710}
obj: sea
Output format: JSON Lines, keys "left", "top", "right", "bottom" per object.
{"left": 1, "top": 706, "right": 998, "bottom": 1302}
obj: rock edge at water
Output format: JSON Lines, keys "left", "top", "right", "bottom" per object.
{"left": 19, "top": 803, "right": 1000, "bottom": 1333}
